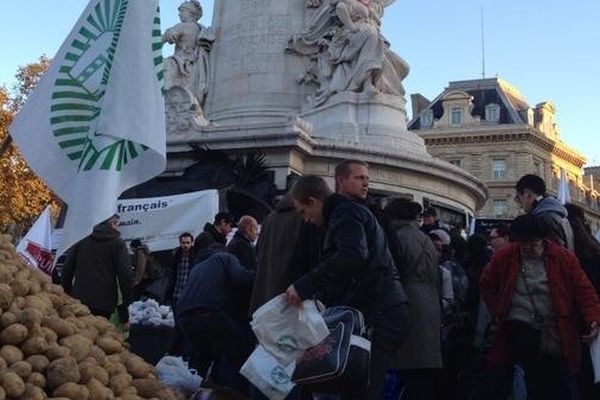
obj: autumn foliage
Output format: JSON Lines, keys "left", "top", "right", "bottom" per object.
{"left": 0, "top": 56, "right": 60, "bottom": 238}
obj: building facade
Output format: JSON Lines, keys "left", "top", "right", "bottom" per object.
{"left": 408, "top": 78, "right": 600, "bottom": 234}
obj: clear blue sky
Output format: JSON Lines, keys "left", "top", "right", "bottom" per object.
{"left": 1, "top": 0, "right": 598, "bottom": 165}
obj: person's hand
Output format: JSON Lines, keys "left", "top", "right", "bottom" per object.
{"left": 582, "top": 321, "right": 599, "bottom": 344}
{"left": 284, "top": 285, "right": 302, "bottom": 306}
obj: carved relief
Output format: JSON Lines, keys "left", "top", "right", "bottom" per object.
{"left": 287, "top": 0, "right": 409, "bottom": 107}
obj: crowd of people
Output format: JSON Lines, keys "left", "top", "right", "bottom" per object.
{"left": 58, "top": 161, "right": 600, "bottom": 400}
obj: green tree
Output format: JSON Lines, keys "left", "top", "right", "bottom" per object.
{"left": 0, "top": 56, "right": 59, "bottom": 238}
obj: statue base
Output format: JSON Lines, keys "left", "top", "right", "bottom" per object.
{"left": 301, "top": 91, "right": 427, "bottom": 155}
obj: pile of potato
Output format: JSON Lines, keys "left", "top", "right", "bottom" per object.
{"left": 0, "top": 234, "right": 186, "bottom": 400}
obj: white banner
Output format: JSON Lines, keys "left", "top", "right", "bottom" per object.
{"left": 116, "top": 190, "right": 219, "bottom": 251}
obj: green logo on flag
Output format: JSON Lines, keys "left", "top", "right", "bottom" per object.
{"left": 50, "top": 0, "right": 164, "bottom": 172}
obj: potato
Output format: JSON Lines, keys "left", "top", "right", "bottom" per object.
{"left": 10, "top": 360, "right": 32, "bottom": 378}
{"left": 61, "top": 303, "right": 91, "bottom": 318}
{"left": 120, "top": 394, "right": 143, "bottom": 400}
{"left": 10, "top": 279, "right": 29, "bottom": 297}
{"left": 45, "top": 345, "right": 70, "bottom": 360}
{"left": 0, "top": 266, "right": 12, "bottom": 283}
{"left": 131, "top": 378, "right": 167, "bottom": 397}
{"left": 0, "top": 311, "right": 17, "bottom": 328}
{"left": 86, "top": 377, "right": 114, "bottom": 400}
{"left": 43, "top": 282, "right": 65, "bottom": 296}
{"left": 79, "top": 327, "right": 99, "bottom": 342}
{"left": 25, "top": 295, "right": 50, "bottom": 313}
{"left": 19, "top": 307, "right": 43, "bottom": 327}
{"left": 96, "top": 336, "right": 122, "bottom": 354}
{"left": 26, "top": 355, "right": 49, "bottom": 373}
{"left": 120, "top": 386, "right": 138, "bottom": 396}
{"left": 22, "top": 336, "right": 49, "bottom": 356}
{"left": 28, "top": 280, "right": 42, "bottom": 295}
{"left": 42, "top": 327, "right": 59, "bottom": 344}
{"left": 104, "top": 360, "right": 127, "bottom": 377}
{"left": 123, "top": 353, "right": 152, "bottom": 379}
{"left": 53, "top": 382, "right": 90, "bottom": 400}
{"left": 110, "top": 373, "right": 132, "bottom": 395}
{"left": 27, "top": 371, "right": 46, "bottom": 388}
{"left": 15, "top": 269, "right": 31, "bottom": 281}
{"left": 80, "top": 360, "right": 110, "bottom": 386}
{"left": 16, "top": 383, "right": 45, "bottom": 400}
{"left": 0, "top": 344, "right": 24, "bottom": 364}
{"left": 0, "top": 370, "right": 26, "bottom": 397}
{"left": 0, "top": 386, "right": 5, "bottom": 400}
{"left": 42, "top": 317, "right": 76, "bottom": 338}
{"left": 46, "top": 356, "right": 80, "bottom": 390}
{"left": 60, "top": 334, "right": 92, "bottom": 361}
{"left": 0, "top": 283, "right": 14, "bottom": 310}
{"left": 88, "top": 346, "right": 107, "bottom": 365}
{"left": 0, "top": 356, "right": 6, "bottom": 370}
{"left": 0, "top": 323, "right": 28, "bottom": 345}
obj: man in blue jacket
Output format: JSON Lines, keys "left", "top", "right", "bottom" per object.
{"left": 284, "top": 175, "right": 410, "bottom": 400}
{"left": 176, "top": 249, "right": 255, "bottom": 394}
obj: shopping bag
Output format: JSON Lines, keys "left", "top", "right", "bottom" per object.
{"left": 155, "top": 355, "right": 203, "bottom": 395}
{"left": 590, "top": 335, "right": 600, "bottom": 384}
{"left": 251, "top": 296, "right": 329, "bottom": 365}
{"left": 292, "top": 306, "right": 370, "bottom": 394}
{"left": 240, "top": 345, "right": 297, "bottom": 400}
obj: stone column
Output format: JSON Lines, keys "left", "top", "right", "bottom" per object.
{"left": 205, "top": 0, "right": 306, "bottom": 125}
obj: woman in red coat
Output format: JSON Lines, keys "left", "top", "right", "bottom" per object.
{"left": 480, "top": 214, "right": 600, "bottom": 400}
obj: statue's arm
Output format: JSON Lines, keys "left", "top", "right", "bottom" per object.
{"left": 162, "top": 26, "right": 180, "bottom": 44}
{"left": 335, "top": 1, "right": 356, "bottom": 31}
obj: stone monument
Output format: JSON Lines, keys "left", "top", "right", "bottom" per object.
{"left": 163, "top": 0, "right": 487, "bottom": 218}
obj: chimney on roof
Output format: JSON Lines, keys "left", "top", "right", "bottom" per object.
{"left": 411, "top": 94, "right": 431, "bottom": 119}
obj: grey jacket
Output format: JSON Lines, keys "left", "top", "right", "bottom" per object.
{"left": 532, "top": 196, "right": 574, "bottom": 250}
{"left": 391, "top": 220, "right": 443, "bottom": 369}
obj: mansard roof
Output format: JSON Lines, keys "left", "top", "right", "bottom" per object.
{"left": 408, "top": 77, "right": 530, "bottom": 130}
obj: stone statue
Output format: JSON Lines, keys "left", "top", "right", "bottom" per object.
{"left": 288, "top": 0, "right": 409, "bottom": 106}
{"left": 162, "top": 0, "right": 215, "bottom": 109}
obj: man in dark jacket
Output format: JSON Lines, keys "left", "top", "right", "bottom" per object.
{"left": 62, "top": 214, "right": 133, "bottom": 321}
{"left": 165, "top": 232, "right": 194, "bottom": 305}
{"left": 515, "top": 174, "right": 574, "bottom": 249}
{"left": 176, "top": 250, "right": 255, "bottom": 393}
{"left": 227, "top": 215, "right": 259, "bottom": 270}
{"left": 284, "top": 175, "right": 410, "bottom": 399}
{"left": 193, "top": 211, "right": 235, "bottom": 259}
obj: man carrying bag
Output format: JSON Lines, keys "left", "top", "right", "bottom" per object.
{"left": 283, "top": 175, "right": 411, "bottom": 399}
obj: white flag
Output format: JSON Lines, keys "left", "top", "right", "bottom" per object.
{"left": 9, "top": 0, "right": 166, "bottom": 259}
{"left": 16, "top": 206, "right": 54, "bottom": 275}
{"left": 558, "top": 168, "right": 571, "bottom": 205}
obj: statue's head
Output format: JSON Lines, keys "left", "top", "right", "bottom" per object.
{"left": 178, "top": 0, "right": 202, "bottom": 22}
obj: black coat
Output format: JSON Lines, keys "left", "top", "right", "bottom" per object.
{"left": 62, "top": 224, "right": 133, "bottom": 316}
{"left": 227, "top": 231, "right": 257, "bottom": 270}
{"left": 293, "top": 194, "right": 408, "bottom": 321}
{"left": 193, "top": 222, "right": 226, "bottom": 260}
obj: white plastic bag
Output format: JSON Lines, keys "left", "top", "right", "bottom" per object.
{"left": 251, "top": 296, "right": 329, "bottom": 365}
{"left": 590, "top": 335, "right": 600, "bottom": 384}
{"left": 156, "top": 355, "right": 203, "bottom": 395}
{"left": 240, "top": 345, "right": 296, "bottom": 400}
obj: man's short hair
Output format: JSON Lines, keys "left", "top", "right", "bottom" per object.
{"left": 179, "top": 232, "right": 193, "bottom": 242}
{"left": 290, "top": 175, "right": 333, "bottom": 204}
{"left": 214, "top": 211, "right": 235, "bottom": 226}
{"left": 130, "top": 239, "right": 143, "bottom": 248}
{"left": 492, "top": 223, "right": 510, "bottom": 238}
{"left": 385, "top": 198, "right": 422, "bottom": 221}
{"left": 509, "top": 214, "right": 545, "bottom": 242}
{"left": 516, "top": 174, "right": 546, "bottom": 195}
{"left": 334, "top": 159, "right": 368, "bottom": 179}
{"left": 237, "top": 215, "right": 257, "bottom": 231}
{"left": 422, "top": 207, "right": 437, "bottom": 218}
